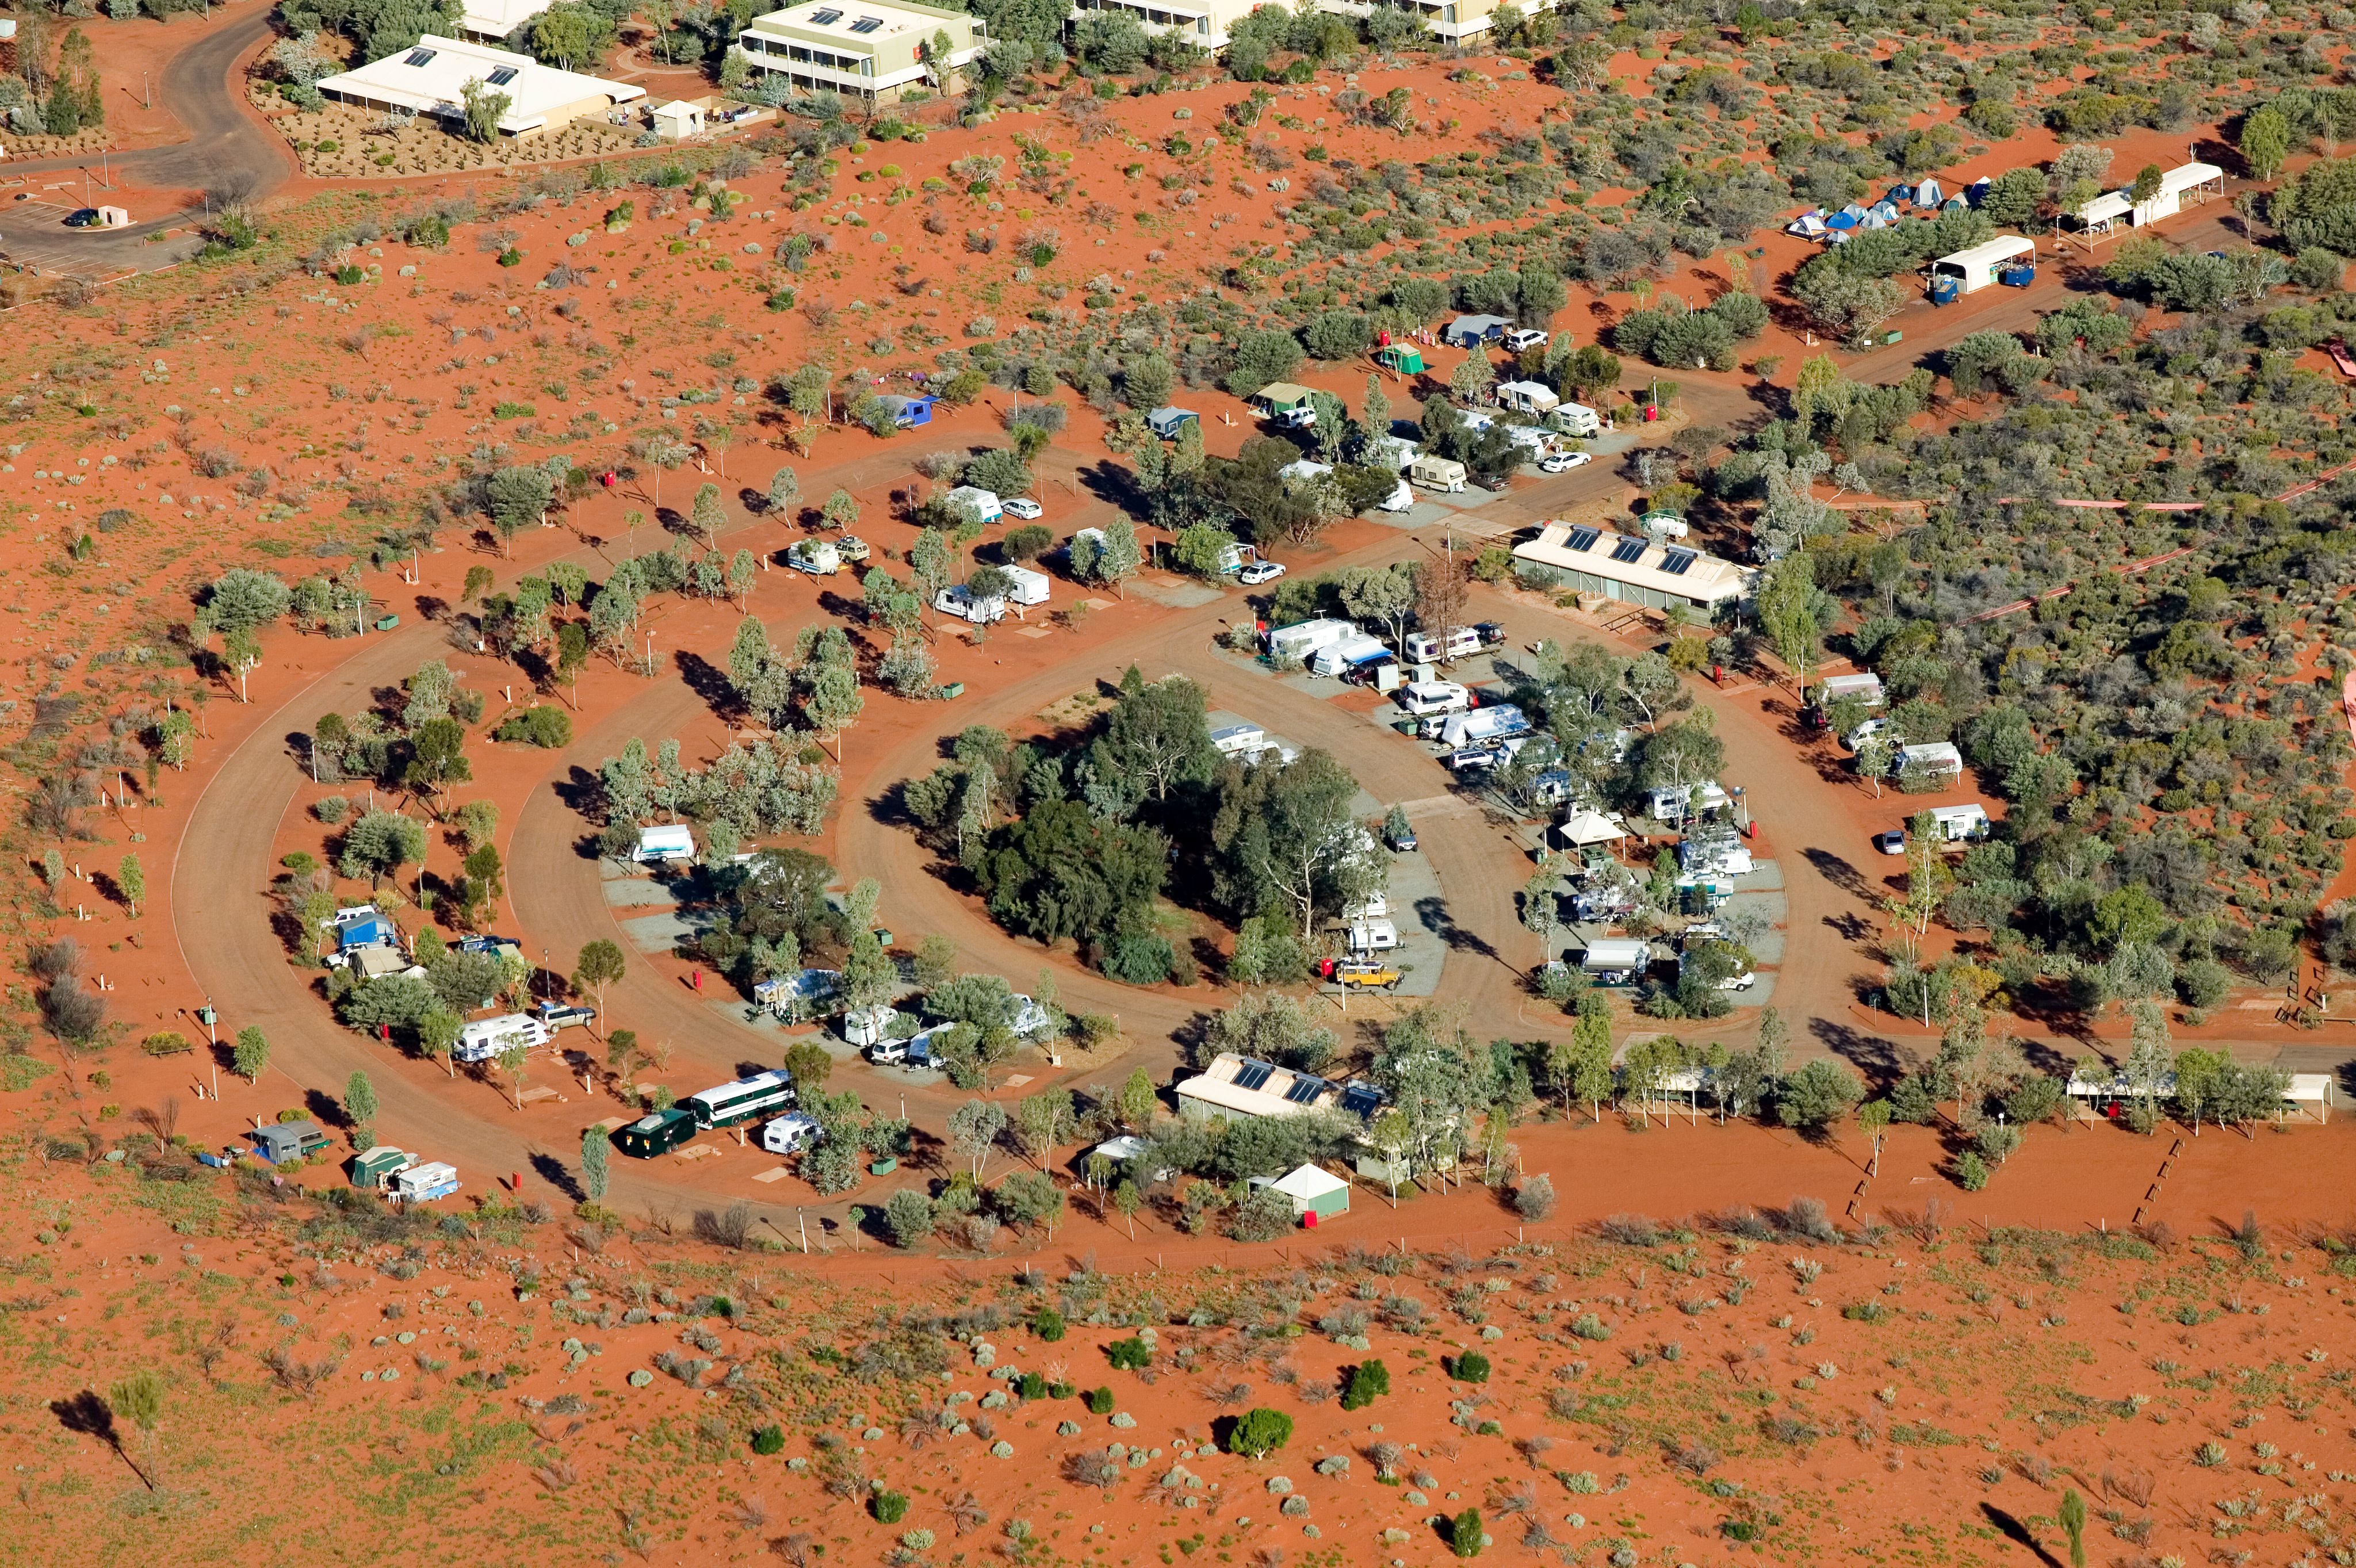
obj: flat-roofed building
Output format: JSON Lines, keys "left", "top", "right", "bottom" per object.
{"left": 735, "top": 0, "right": 985, "bottom": 104}
{"left": 1510, "top": 520, "right": 1757, "bottom": 612}
{"left": 315, "top": 35, "right": 644, "bottom": 136}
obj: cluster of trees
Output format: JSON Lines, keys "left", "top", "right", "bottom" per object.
{"left": 276, "top": 0, "right": 458, "bottom": 63}
{"left": 725, "top": 619, "right": 865, "bottom": 757}
{"left": 594, "top": 733, "right": 840, "bottom": 859}
{"left": 900, "top": 670, "right": 1382, "bottom": 983}
{"left": 1613, "top": 290, "right": 1769, "bottom": 373}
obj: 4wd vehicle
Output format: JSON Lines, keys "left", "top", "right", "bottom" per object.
{"left": 1503, "top": 327, "right": 1550, "bottom": 353}
{"left": 835, "top": 534, "right": 871, "bottom": 563}
{"left": 1321, "top": 958, "right": 1402, "bottom": 990}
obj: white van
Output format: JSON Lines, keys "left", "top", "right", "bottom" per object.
{"left": 455, "top": 1014, "right": 549, "bottom": 1063}
{"left": 1405, "top": 628, "right": 1483, "bottom": 664}
{"left": 1398, "top": 680, "right": 1470, "bottom": 717}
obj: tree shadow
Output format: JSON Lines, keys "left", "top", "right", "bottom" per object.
{"left": 530, "top": 1150, "right": 584, "bottom": 1203}
{"left": 1807, "top": 1017, "right": 1906, "bottom": 1089}
{"left": 1979, "top": 1504, "right": 2061, "bottom": 1568}
{"left": 305, "top": 1087, "right": 350, "bottom": 1131}
{"left": 1414, "top": 892, "right": 1496, "bottom": 964}
{"left": 1802, "top": 846, "right": 1873, "bottom": 902}
{"left": 553, "top": 764, "right": 604, "bottom": 824}
{"left": 674, "top": 650, "right": 738, "bottom": 725}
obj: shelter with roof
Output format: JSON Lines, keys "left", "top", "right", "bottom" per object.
{"left": 1510, "top": 521, "right": 1756, "bottom": 612}
{"left": 1176, "top": 1053, "right": 1384, "bottom": 1123}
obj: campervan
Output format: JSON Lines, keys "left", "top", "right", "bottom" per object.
{"left": 1404, "top": 627, "right": 1483, "bottom": 664}
{"left": 456, "top": 1014, "right": 549, "bottom": 1064}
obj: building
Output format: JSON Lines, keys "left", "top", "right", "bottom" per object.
{"left": 1253, "top": 1163, "right": 1351, "bottom": 1222}
{"left": 1313, "top": 0, "right": 1499, "bottom": 43}
{"left": 455, "top": 0, "right": 549, "bottom": 43}
{"left": 735, "top": 0, "right": 985, "bottom": 105}
{"left": 1068, "top": 0, "right": 1257, "bottom": 50}
{"left": 2070, "top": 162, "right": 2225, "bottom": 246}
{"left": 1176, "top": 1053, "right": 1382, "bottom": 1123}
{"left": 1510, "top": 520, "right": 1756, "bottom": 613}
{"left": 1930, "top": 235, "right": 2036, "bottom": 294}
{"left": 315, "top": 35, "right": 644, "bottom": 137}
{"left": 650, "top": 98, "right": 705, "bottom": 140}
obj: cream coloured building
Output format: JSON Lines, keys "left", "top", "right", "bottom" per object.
{"left": 735, "top": 0, "right": 986, "bottom": 104}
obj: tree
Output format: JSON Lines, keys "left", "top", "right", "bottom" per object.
{"left": 1112, "top": 1178, "right": 1142, "bottom": 1237}
{"left": 1340, "top": 563, "right": 1417, "bottom": 653}
{"left": 782, "top": 1039, "right": 834, "bottom": 1093}
{"left": 572, "top": 940, "right": 625, "bottom": 1034}
{"left": 1451, "top": 1507, "right": 1485, "bottom": 1559}
{"left": 1213, "top": 748, "right": 1381, "bottom": 949}
{"left": 460, "top": 76, "right": 512, "bottom": 141}
{"left": 220, "top": 628, "right": 265, "bottom": 703}
{"left": 2058, "top": 1488, "right": 2087, "bottom": 1568}
{"left": 2128, "top": 162, "right": 2164, "bottom": 206}
{"left": 1776, "top": 1058, "right": 1863, "bottom": 1134}
{"left": 1341, "top": 1359, "right": 1390, "bottom": 1409}
{"left": 1753, "top": 552, "right": 1820, "bottom": 694}
{"left": 947, "top": 1098, "right": 1007, "bottom": 1180}
{"left": 1088, "top": 674, "right": 1215, "bottom": 806}
{"left": 884, "top": 1188, "right": 936, "bottom": 1246}
{"left": 403, "top": 717, "right": 472, "bottom": 812}
{"left": 496, "top": 1039, "right": 530, "bottom": 1110}
{"left": 115, "top": 853, "right": 145, "bottom": 919}
{"left": 1791, "top": 257, "right": 1906, "bottom": 347}
{"left": 1012, "top": 1089, "right": 1073, "bottom": 1167}
{"left": 1856, "top": 1097, "right": 1891, "bottom": 1176}
{"left": 487, "top": 465, "right": 554, "bottom": 554}
{"left": 529, "top": 1, "right": 598, "bottom": 67}
{"left": 344, "top": 1070, "right": 378, "bottom": 1146}
{"left": 1887, "top": 811, "right": 1952, "bottom": 937}
{"left": 1225, "top": 1408, "right": 1294, "bottom": 1457}
{"left": 232, "top": 1026, "right": 269, "bottom": 1084}
{"left": 766, "top": 465, "right": 801, "bottom": 515}
{"left": 206, "top": 568, "right": 292, "bottom": 634}
{"left": 419, "top": 1006, "right": 462, "bottom": 1077}
{"left": 580, "top": 1123, "right": 610, "bottom": 1203}
{"left": 1116, "top": 1068, "right": 1158, "bottom": 1130}
{"left": 2240, "top": 105, "right": 2290, "bottom": 181}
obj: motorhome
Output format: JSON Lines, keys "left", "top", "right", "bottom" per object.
{"left": 1548, "top": 403, "right": 1601, "bottom": 438}
{"left": 1404, "top": 627, "right": 1483, "bottom": 664}
{"left": 684, "top": 1069, "right": 797, "bottom": 1131}
{"left": 1311, "top": 633, "right": 1394, "bottom": 677}
{"left": 1397, "top": 680, "right": 1470, "bottom": 718}
{"left": 785, "top": 538, "right": 840, "bottom": 575}
{"left": 1265, "top": 617, "right": 1357, "bottom": 664}
{"left": 1927, "top": 803, "right": 1992, "bottom": 841}
{"left": 1421, "top": 704, "right": 1529, "bottom": 746}
{"left": 455, "top": 1014, "right": 549, "bottom": 1064}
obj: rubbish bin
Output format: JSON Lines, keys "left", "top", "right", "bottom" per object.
{"left": 374, "top": 614, "right": 400, "bottom": 631}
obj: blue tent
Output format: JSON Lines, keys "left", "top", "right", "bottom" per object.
{"left": 1913, "top": 178, "right": 1944, "bottom": 208}
{"left": 338, "top": 915, "right": 396, "bottom": 951}
{"left": 879, "top": 395, "right": 935, "bottom": 428}
{"left": 1965, "top": 177, "right": 1991, "bottom": 208}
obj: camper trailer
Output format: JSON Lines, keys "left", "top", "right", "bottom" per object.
{"left": 934, "top": 585, "right": 1009, "bottom": 624}
{"left": 1265, "top": 618, "right": 1358, "bottom": 664}
{"left": 999, "top": 565, "right": 1051, "bottom": 607}
{"left": 785, "top": 538, "right": 840, "bottom": 575}
{"left": 1410, "top": 455, "right": 1468, "bottom": 492}
{"left": 1404, "top": 627, "right": 1482, "bottom": 664}
{"left": 1548, "top": 403, "right": 1602, "bottom": 438}
{"left": 1927, "top": 803, "right": 1992, "bottom": 842}
{"left": 1578, "top": 938, "right": 1653, "bottom": 985}
{"left": 632, "top": 824, "right": 695, "bottom": 863}
{"left": 943, "top": 485, "right": 1003, "bottom": 525}
{"left": 456, "top": 1014, "right": 549, "bottom": 1064}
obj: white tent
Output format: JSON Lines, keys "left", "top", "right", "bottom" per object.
{"left": 1787, "top": 209, "right": 1827, "bottom": 237}
{"left": 1265, "top": 1162, "right": 1351, "bottom": 1216}
{"left": 1558, "top": 808, "right": 1630, "bottom": 847}
{"left": 1913, "top": 178, "right": 1944, "bottom": 208}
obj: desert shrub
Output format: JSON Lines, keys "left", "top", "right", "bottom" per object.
{"left": 493, "top": 705, "right": 573, "bottom": 748}
{"left": 1226, "top": 1407, "right": 1294, "bottom": 1458}
{"left": 1953, "top": 1150, "right": 1990, "bottom": 1191}
{"left": 1513, "top": 1175, "right": 1556, "bottom": 1220}
{"left": 1086, "top": 1386, "right": 1115, "bottom": 1414}
{"left": 1451, "top": 1506, "right": 1485, "bottom": 1557}
{"left": 1340, "top": 1359, "right": 1390, "bottom": 1409}
{"left": 1450, "top": 1351, "right": 1491, "bottom": 1383}
{"left": 1033, "top": 1306, "right": 1066, "bottom": 1341}
{"left": 1100, "top": 934, "right": 1176, "bottom": 986}
{"left": 1569, "top": 1313, "right": 1611, "bottom": 1341}
{"left": 751, "top": 1425, "right": 785, "bottom": 1455}
{"left": 1106, "top": 1336, "right": 1152, "bottom": 1370}
{"left": 1598, "top": 1213, "right": 1659, "bottom": 1246}
{"left": 874, "top": 1490, "right": 909, "bottom": 1523}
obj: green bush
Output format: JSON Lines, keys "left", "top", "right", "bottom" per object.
{"left": 750, "top": 1425, "right": 785, "bottom": 1455}
{"left": 1451, "top": 1506, "right": 1485, "bottom": 1558}
{"left": 1226, "top": 1407, "right": 1295, "bottom": 1458}
{"left": 1449, "top": 1351, "right": 1491, "bottom": 1383}
{"left": 1100, "top": 934, "right": 1176, "bottom": 986}
{"left": 1086, "top": 1386, "right": 1115, "bottom": 1414}
{"left": 1953, "top": 1149, "right": 1990, "bottom": 1191}
{"left": 1017, "top": 1371, "right": 1048, "bottom": 1399}
{"left": 874, "top": 1490, "right": 909, "bottom": 1523}
{"left": 1032, "top": 1306, "right": 1066, "bottom": 1341}
{"left": 1340, "top": 1358, "right": 1390, "bottom": 1410}
{"left": 493, "top": 705, "right": 573, "bottom": 748}
{"left": 1106, "top": 1336, "right": 1152, "bottom": 1370}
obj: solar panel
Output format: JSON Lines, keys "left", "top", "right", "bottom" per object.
{"left": 809, "top": 6, "right": 843, "bottom": 20}
{"left": 1565, "top": 525, "right": 1600, "bottom": 552}
{"left": 487, "top": 66, "right": 518, "bottom": 85}
{"left": 404, "top": 47, "right": 437, "bottom": 64}
{"left": 1231, "top": 1059, "right": 1275, "bottom": 1092}
{"left": 1284, "top": 1074, "right": 1330, "bottom": 1105}
{"left": 1609, "top": 535, "right": 1647, "bottom": 564}
{"left": 850, "top": 14, "right": 883, "bottom": 29}
{"left": 1660, "top": 550, "right": 1697, "bottom": 576}
{"left": 1339, "top": 1083, "right": 1384, "bottom": 1118}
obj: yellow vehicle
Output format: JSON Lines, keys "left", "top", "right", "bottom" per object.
{"left": 1325, "top": 959, "right": 1401, "bottom": 992}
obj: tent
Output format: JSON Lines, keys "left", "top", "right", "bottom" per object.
{"left": 1374, "top": 344, "right": 1424, "bottom": 374}
{"left": 1942, "top": 196, "right": 1969, "bottom": 211}
{"left": 1557, "top": 808, "right": 1630, "bottom": 848}
{"left": 1867, "top": 200, "right": 1902, "bottom": 224}
{"left": 1785, "top": 209, "right": 1827, "bottom": 237}
{"left": 1914, "top": 178, "right": 1944, "bottom": 207}
{"left": 1964, "top": 177, "right": 1991, "bottom": 207}
{"left": 1885, "top": 183, "right": 1915, "bottom": 205}
{"left": 1148, "top": 406, "right": 1198, "bottom": 439}
{"left": 1263, "top": 1163, "right": 1350, "bottom": 1221}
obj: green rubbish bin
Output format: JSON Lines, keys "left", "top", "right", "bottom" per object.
{"left": 937, "top": 681, "right": 966, "bottom": 699}
{"left": 374, "top": 614, "right": 400, "bottom": 631}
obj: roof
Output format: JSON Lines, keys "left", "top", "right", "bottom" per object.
{"left": 2076, "top": 190, "right": 2134, "bottom": 224}
{"left": 1447, "top": 313, "right": 1509, "bottom": 332}
{"left": 1559, "top": 808, "right": 1628, "bottom": 845}
{"left": 1497, "top": 378, "right": 1558, "bottom": 401}
{"left": 744, "top": 0, "right": 975, "bottom": 47}
{"left": 1269, "top": 1163, "right": 1349, "bottom": 1201}
{"left": 2162, "top": 160, "right": 2224, "bottom": 193}
{"left": 457, "top": 0, "right": 548, "bottom": 35}
{"left": 316, "top": 36, "right": 644, "bottom": 135}
{"left": 652, "top": 98, "right": 702, "bottom": 118}
{"left": 638, "top": 823, "right": 694, "bottom": 846}
{"left": 396, "top": 1160, "right": 458, "bottom": 1185}
{"left": 1936, "top": 235, "right": 2036, "bottom": 269}
{"left": 1511, "top": 521, "right": 1757, "bottom": 606}
{"left": 1093, "top": 1134, "right": 1150, "bottom": 1160}
{"left": 1900, "top": 741, "right": 1963, "bottom": 767}
{"left": 1177, "top": 1053, "right": 1344, "bottom": 1118}
{"left": 1255, "top": 381, "right": 1315, "bottom": 406}
{"left": 1148, "top": 405, "right": 1197, "bottom": 425}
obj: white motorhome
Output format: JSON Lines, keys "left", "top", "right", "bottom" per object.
{"left": 1405, "top": 627, "right": 1482, "bottom": 664}
{"left": 1265, "top": 617, "right": 1357, "bottom": 664}
{"left": 943, "top": 485, "right": 1002, "bottom": 524}
{"left": 1397, "top": 680, "right": 1470, "bottom": 717}
{"left": 1209, "top": 722, "right": 1268, "bottom": 759}
{"left": 785, "top": 539, "right": 840, "bottom": 575}
{"left": 456, "top": 1014, "right": 549, "bottom": 1064}
{"left": 1647, "top": 781, "right": 1731, "bottom": 824}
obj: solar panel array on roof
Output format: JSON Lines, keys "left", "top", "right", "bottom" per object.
{"left": 1661, "top": 550, "right": 1697, "bottom": 576}
{"left": 1284, "top": 1074, "right": 1330, "bottom": 1105}
{"left": 1339, "top": 1083, "right": 1384, "bottom": 1118}
{"left": 1565, "top": 525, "right": 1600, "bottom": 552}
{"left": 1609, "top": 536, "right": 1647, "bottom": 564}
{"left": 1231, "top": 1059, "right": 1276, "bottom": 1092}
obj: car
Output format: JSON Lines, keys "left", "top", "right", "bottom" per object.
{"left": 63, "top": 208, "right": 102, "bottom": 228}
{"left": 1504, "top": 328, "right": 1550, "bottom": 353}
{"left": 1001, "top": 497, "right": 1044, "bottom": 521}
{"left": 1539, "top": 452, "right": 1594, "bottom": 473}
{"left": 1472, "top": 622, "right": 1506, "bottom": 647}
{"left": 834, "top": 534, "right": 871, "bottom": 563}
{"left": 534, "top": 1003, "right": 598, "bottom": 1031}
{"left": 1872, "top": 829, "right": 1907, "bottom": 856}
{"left": 1321, "top": 958, "right": 1401, "bottom": 990}
{"left": 1237, "top": 560, "right": 1286, "bottom": 585}
{"left": 1384, "top": 819, "right": 1418, "bottom": 852}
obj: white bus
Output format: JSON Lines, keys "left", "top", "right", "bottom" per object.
{"left": 686, "top": 1069, "right": 797, "bottom": 1131}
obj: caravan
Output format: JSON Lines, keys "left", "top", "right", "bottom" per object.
{"left": 456, "top": 1014, "right": 549, "bottom": 1064}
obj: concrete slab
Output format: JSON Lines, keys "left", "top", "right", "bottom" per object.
{"left": 1386, "top": 833, "right": 1449, "bottom": 997}
{"left": 1735, "top": 860, "right": 1785, "bottom": 892}
{"left": 751, "top": 1165, "right": 791, "bottom": 1183}
{"left": 1130, "top": 576, "right": 1229, "bottom": 609}
{"left": 602, "top": 878, "right": 685, "bottom": 908}
{"left": 618, "top": 908, "right": 711, "bottom": 951}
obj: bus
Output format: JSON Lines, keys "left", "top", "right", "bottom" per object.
{"left": 686, "top": 1069, "right": 797, "bottom": 1131}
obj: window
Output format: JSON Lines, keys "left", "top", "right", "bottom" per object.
{"left": 850, "top": 14, "right": 882, "bottom": 30}
{"left": 486, "top": 66, "right": 518, "bottom": 85}
{"left": 1565, "top": 525, "right": 1600, "bottom": 553}
{"left": 1283, "top": 1074, "right": 1329, "bottom": 1106}
{"left": 403, "top": 47, "right": 437, "bottom": 65}
{"left": 1660, "top": 549, "right": 1697, "bottom": 576}
{"left": 808, "top": 6, "right": 843, "bottom": 20}
{"left": 1231, "top": 1059, "right": 1275, "bottom": 1092}
{"left": 1609, "top": 535, "right": 1647, "bottom": 564}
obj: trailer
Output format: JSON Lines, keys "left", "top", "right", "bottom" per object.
{"left": 1410, "top": 455, "right": 1467, "bottom": 492}
{"left": 1265, "top": 617, "right": 1358, "bottom": 664}
{"left": 1496, "top": 379, "right": 1560, "bottom": 416}
{"left": 786, "top": 538, "right": 840, "bottom": 575}
{"left": 999, "top": 565, "right": 1051, "bottom": 607}
{"left": 1895, "top": 741, "right": 1964, "bottom": 780}
{"left": 754, "top": 967, "right": 842, "bottom": 1018}
{"left": 388, "top": 1161, "right": 461, "bottom": 1203}
{"left": 1548, "top": 403, "right": 1601, "bottom": 438}
{"left": 1423, "top": 703, "right": 1529, "bottom": 746}
{"left": 1817, "top": 672, "right": 1887, "bottom": 708}
{"left": 1311, "top": 633, "right": 1393, "bottom": 676}
{"left": 934, "top": 584, "right": 1009, "bottom": 624}
{"left": 632, "top": 824, "right": 695, "bottom": 863}
{"left": 943, "top": 485, "right": 1003, "bottom": 525}
{"left": 1927, "top": 803, "right": 1991, "bottom": 842}
{"left": 1577, "top": 938, "right": 1653, "bottom": 984}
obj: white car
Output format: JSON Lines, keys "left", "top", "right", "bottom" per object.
{"left": 1540, "top": 452, "right": 1593, "bottom": 473}
{"left": 1238, "top": 560, "right": 1286, "bottom": 586}
{"left": 1872, "top": 829, "right": 1907, "bottom": 856}
{"left": 1504, "top": 328, "right": 1550, "bottom": 353}
{"left": 1002, "top": 497, "right": 1044, "bottom": 521}
{"left": 1347, "top": 919, "right": 1400, "bottom": 953}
